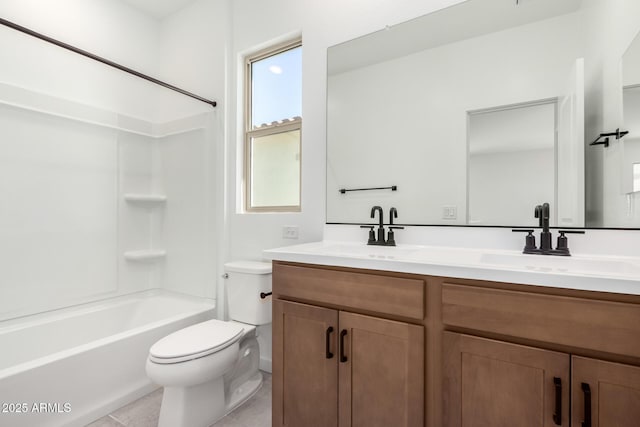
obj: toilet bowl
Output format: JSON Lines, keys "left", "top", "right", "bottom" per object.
{"left": 145, "top": 261, "right": 272, "bottom": 427}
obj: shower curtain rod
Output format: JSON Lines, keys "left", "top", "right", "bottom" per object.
{"left": 0, "top": 17, "right": 217, "bottom": 108}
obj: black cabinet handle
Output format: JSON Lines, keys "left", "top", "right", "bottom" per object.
{"left": 339, "top": 329, "right": 348, "bottom": 363}
{"left": 553, "top": 377, "right": 562, "bottom": 425}
{"left": 325, "top": 327, "right": 334, "bottom": 359}
{"left": 581, "top": 382, "right": 592, "bottom": 427}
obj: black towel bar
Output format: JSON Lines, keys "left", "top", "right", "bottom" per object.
{"left": 339, "top": 185, "right": 397, "bottom": 194}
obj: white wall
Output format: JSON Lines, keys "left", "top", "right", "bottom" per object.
{"left": 0, "top": 0, "right": 166, "bottom": 120}
{"left": 0, "top": 0, "right": 160, "bottom": 74}
{"left": 156, "top": 0, "right": 228, "bottom": 109}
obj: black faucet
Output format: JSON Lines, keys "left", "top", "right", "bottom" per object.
{"left": 371, "top": 206, "right": 385, "bottom": 244}
{"left": 387, "top": 207, "right": 404, "bottom": 246}
{"left": 513, "top": 202, "right": 585, "bottom": 255}
{"left": 535, "top": 203, "right": 552, "bottom": 253}
{"left": 360, "top": 206, "right": 403, "bottom": 246}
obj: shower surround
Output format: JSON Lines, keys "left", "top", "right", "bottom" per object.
{"left": 0, "top": 12, "right": 219, "bottom": 425}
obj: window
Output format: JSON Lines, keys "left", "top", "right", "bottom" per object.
{"left": 245, "top": 39, "right": 302, "bottom": 212}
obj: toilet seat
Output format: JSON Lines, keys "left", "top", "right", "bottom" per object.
{"left": 149, "top": 319, "right": 245, "bottom": 364}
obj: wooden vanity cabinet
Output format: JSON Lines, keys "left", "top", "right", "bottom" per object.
{"left": 443, "top": 332, "right": 640, "bottom": 427}
{"left": 272, "top": 300, "right": 338, "bottom": 427}
{"left": 571, "top": 356, "right": 640, "bottom": 427}
{"left": 272, "top": 261, "right": 640, "bottom": 427}
{"left": 442, "top": 283, "right": 640, "bottom": 427}
{"left": 272, "top": 263, "right": 425, "bottom": 427}
{"left": 338, "top": 310, "right": 424, "bottom": 427}
{"left": 443, "top": 332, "right": 570, "bottom": 427}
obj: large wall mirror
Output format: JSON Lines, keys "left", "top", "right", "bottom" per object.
{"left": 326, "top": 0, "right": 640, "bottom": 228}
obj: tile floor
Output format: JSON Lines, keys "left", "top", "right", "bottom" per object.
{"left": 86, "top": 373, "right": 272, "bottom": 427}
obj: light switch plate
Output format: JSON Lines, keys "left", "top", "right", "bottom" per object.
{"left": 442, "top": 206, "right": 457, "bottom": 220}
{"left": 283, "top": 226, "right": 299, "bottom": 239}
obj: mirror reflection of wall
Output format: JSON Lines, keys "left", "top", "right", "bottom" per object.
{"left": 467, "top": 101, "right": 556, "bottom": 227}
{"left": 327, "top": 0, "right": 585, "bottom": 226}
{"left": 622, "top": 85, "right": 640, "bottom": 221}
{"left": 619, "top": 32, "right": 640, "bottom": 225}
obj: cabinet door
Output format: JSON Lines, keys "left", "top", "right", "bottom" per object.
{"left": 572, "top": 356, "right": 640, "bottom": 427}
{"left": 338, "top": 311, "right": 424, "bottom": 427}
{"left": 443, "top": 332, "right": 570, "bottom": 427}
{"left": 273, "top": 300, "right": 339, "bottom": 427}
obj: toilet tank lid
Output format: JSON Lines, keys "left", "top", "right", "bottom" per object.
{"left": 224, "top": 260, "right": 272, "bottom": 274}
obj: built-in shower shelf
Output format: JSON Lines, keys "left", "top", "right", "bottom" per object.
{"left": 124, "top": 194, "right": 167, "bottom": 204}
{"left": 124, "top": 250, "right": 166, "bottom": 261}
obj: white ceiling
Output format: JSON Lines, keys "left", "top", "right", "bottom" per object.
{"left": 120, "top": 0, "right": 199, "bottom": 19}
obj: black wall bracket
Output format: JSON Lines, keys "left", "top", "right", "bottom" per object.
{"left": 590, "top": 128, "right": 629, "bottom": 147}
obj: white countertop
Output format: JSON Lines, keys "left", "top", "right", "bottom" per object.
{"left": 264, "top": 241, "right": 640, "bottom": 296}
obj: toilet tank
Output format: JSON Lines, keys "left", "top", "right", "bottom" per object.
{"left": 224, "top": 261, "right": 272, "bottom": 325}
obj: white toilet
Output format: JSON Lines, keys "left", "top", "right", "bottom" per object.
{"left": 146, "top": 261, "right": 272, "bottom": 427}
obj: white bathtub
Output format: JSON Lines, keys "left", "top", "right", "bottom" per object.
{"left": 0, "top": 290, "right": 215, "bottom": 427}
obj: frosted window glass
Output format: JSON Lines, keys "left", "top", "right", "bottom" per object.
{"left": 251, "top": 130, "right": 300, "bottom": 207}
{"left": 634, "top": 163, "right": 640, "bottom": 192}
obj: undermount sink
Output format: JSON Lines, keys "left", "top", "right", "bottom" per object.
{"left": 480, "top": 253, "right": 640, "bottom": 277}
{"left": 305, "top": 242, "right": 422, "bottom": 260}
{"left": 290, "top": 242, "right": 485, "bottom": 265}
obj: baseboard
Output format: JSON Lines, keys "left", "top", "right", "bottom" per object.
{"left": 259, "top": 356, "right": 272, "bottom": 373}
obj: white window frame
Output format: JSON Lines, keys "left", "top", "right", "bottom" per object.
{"left": 244, "top": 38, "right": 302, "bottom": 213}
